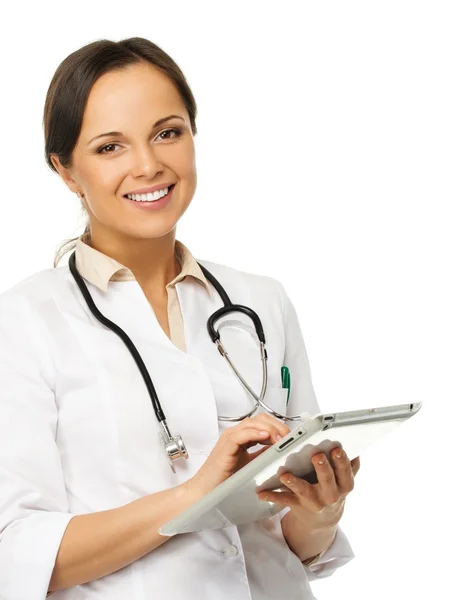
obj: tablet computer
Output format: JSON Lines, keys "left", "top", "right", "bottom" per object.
{"left": 158, "top": 402, "right": 422, "bottom": 536}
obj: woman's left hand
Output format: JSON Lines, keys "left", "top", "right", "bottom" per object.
{"left": 257, "top": 447, "right": 360, "bottom": 532}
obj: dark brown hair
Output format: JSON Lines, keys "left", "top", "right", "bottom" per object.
{"left": 43, "top": 37, "right": 198, "bottom": 267}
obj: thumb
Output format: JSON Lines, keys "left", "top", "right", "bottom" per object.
{"left": 351, "top": 456, "right": 361, "bottom": 476}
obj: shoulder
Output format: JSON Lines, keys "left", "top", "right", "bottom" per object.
{"left": 197, "top": 257, "right": 281, "bottom": 290}
{"left": 196, "top": 258, "right": 290, "bottom": 312}
{"left": 0, "top": 267, "right": 70, "bottom": 321}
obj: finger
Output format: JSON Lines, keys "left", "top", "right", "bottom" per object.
{"left": 239, "top": 417, "right": 287, "bottom": 445}
{"left": 251, "top": 414, "right": 291, "bottom": 438}
{"left": 330, "top": 448, "right": 354, "bottom": 493}
{"left": 312, "top": 453, "right": 340, "bottom": 505}
{"left": 257, "top": 489, "right": 299, "bottom": 509}
{"left": 279, "top": 473, "right": 323, "bottom": 511}
{"left": 222, "top": 427, "right": 272, "bottom": 455}
{"left": 351, "top": 456, "right": 360, "bottom": 476}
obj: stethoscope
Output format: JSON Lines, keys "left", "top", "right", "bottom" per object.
{"left": 68, "top": 251, "right": 303, "bottom": 472}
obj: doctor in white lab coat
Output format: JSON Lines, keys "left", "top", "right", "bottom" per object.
{"left": 0, "top": 37, "right": 360, "bottom": 600}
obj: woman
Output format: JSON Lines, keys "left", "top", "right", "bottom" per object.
{"left": 0, "top": 37, "right": 360, "bottom": 599}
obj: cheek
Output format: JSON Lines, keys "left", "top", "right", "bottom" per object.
{"left": 175, "top": 139, "right": 197, "bottom": 182}
{"left": 80, "top": 160, "right": 122, "bottom": 198}
{"left": 184, "top": 167, "right": 197, "bottom": 198}
{"left": 79, "top": 162, "right": 125, "bottom": 217}
{"left": 174, "top": 151, "right": 197, "bottom": 206}
{"left": 89, "top": 164, "right": 123, "bottom": 191}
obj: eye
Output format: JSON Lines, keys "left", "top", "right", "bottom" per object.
{"left": 96, "top": 128, "right": 183, "bottom": 154}
{"left": 97, "top": 143, "right": 121, "bottom": 155}
{"left": 156, "top": 127, "right": 183, "bottom": 141}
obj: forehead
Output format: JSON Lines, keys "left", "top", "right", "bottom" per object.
{"left": 81, "top": 62, "right": 186, "bottom": 134}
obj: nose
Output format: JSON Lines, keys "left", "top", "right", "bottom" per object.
{"left": 130, "top": 144, "right": 162, "bottom": 178}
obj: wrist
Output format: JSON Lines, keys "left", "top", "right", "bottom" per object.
{"left": 282, "top": 511, "right": 337, "bottom": 564}
{"left": 290, "top": 500, "right": 344, "bottom": 533}
{"left": 302, "top": 525, "right": 337, "bottom": 566}
{"left": 178, "top": 478, "right": 204, "bottom": 506}
{"left": 284, "top": 508, "right": 337, "bottom": 536}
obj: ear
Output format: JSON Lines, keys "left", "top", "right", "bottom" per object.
{"left": 50, "top": 153, "right": 80, "bottom": 195}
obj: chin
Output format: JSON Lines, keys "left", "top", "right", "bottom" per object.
{"left": 121, "top": 222, "right": 178, "bottom": 241}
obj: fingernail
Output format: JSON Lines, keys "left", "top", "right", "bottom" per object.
{"left": 335, "top": 450, "right": 343, "bottom": 459}
{"left": 316, "top": 455, "right": 325, "bottom": 465}
{"left": 259, "top": 431, "right": 270, "bottom": 436}
{"left": 276, "top": 434, "right": 283, "bottom": 441}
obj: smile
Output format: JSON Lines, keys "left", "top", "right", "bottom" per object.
{"left": 123, "top": 185, "right": 175, "bottom": 211}
{"left": 125, "top": 185, "right": 174, "bottom": 203}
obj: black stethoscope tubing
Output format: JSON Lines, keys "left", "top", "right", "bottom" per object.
{"left": 68, "top": 251, "right": 266, "bottom": 425}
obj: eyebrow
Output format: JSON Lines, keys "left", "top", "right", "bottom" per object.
{"left": 87, "top": 114, "right": 185, "bottom": 145}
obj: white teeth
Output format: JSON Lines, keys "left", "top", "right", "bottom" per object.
{"left": 127, "top": 187, "right": 170, "bottom": 202}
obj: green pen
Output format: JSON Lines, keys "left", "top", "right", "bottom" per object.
{"left": 281, "top": 366, "right": 291, "bottom": 405}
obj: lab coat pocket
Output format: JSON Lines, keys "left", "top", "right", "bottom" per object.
{"left": 260, "top": 386, "right": 290, "bottom": 417}
{"left": 208, "top": 370, "right": 289, "bottom": 426}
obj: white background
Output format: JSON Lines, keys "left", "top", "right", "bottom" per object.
{"left": 1, "top": 1, "right": 458, "bottom": 598}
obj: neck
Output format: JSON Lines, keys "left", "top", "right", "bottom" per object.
{"left": 87, "top": 227, "right": 180, "bottom": 294}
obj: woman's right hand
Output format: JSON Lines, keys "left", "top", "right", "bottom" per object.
{"left": 186, "top": 415, "right": 291, "bottom": 498}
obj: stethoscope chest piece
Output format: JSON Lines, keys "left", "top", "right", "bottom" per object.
{"left": 159, "top": 429, "right": 188, "bottom": 473}
{"left": 68, "top": 251, "right": 300, "bottom": 476}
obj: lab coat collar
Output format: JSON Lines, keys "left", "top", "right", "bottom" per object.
{"left": 74, "top": 237, "right": 213, "bottom": 297}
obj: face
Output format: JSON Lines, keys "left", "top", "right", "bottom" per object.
{"left": 51, "top": 62, "right": 197, "bottom": 243}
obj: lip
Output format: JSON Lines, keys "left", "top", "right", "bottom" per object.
{"left": 123, "top": 182, "right": 175, "bottom": 196}
{"left": 123, "top": 184, "right": 175, "bottom": 211}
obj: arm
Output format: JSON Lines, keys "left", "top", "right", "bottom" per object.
{"left": 48, "top": 482, "right": 198, "bottom": 592}
{"left": 281, "top": 513, "right": 337, "bottom": 563}
{"left": 275, "top": 449, "right": 359, "bottom": 569}
{"left": 273, "top": 281, "right": 356, "bottom": 578}
{"left": 0, "top": 294, "right": 73, "bottom": 600}
{"left": 0, "top": 292, "right": 194, "bottom": 598}
{"left": 0, "top": 290, "right": 291, "bottom": 597}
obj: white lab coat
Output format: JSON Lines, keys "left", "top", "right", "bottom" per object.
{"left": 0, "top": 258, "right": 354, "bottom": 600}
